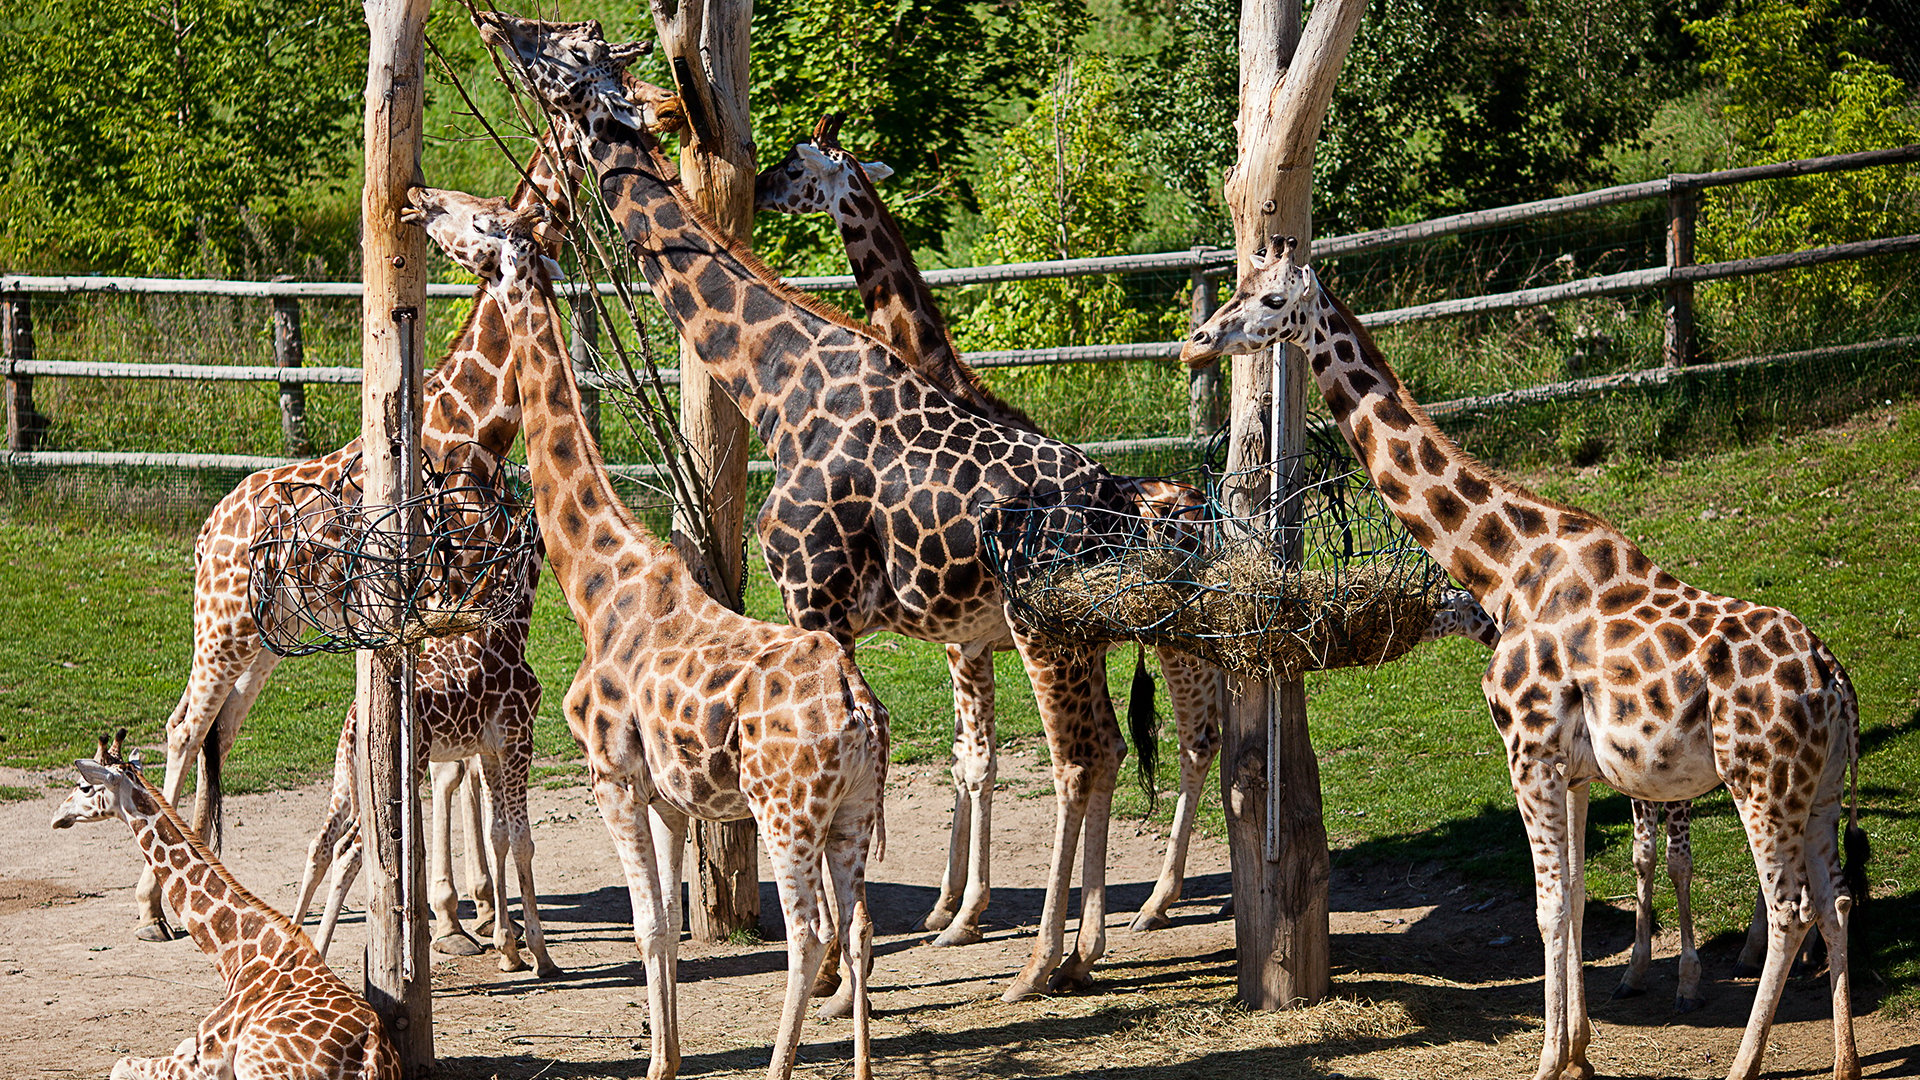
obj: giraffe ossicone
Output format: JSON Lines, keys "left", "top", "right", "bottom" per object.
{"left": 408, "top": 177, "right": 887, "bottom": 1080}
{"left": 1184, "top": 238, "right": 1863, "bottom": 1080}
{"left": 55, "top": 731, "right": 399, "bottom": 1080}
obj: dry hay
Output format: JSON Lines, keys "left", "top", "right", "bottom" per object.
{"left": 1016, "top": 540, "right": 1440, "bottom": 679}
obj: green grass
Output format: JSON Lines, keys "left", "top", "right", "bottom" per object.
{"left": 0, "top": 784, "right": 44, "bottom": 801}
{"left": 2, "top": 401, "right": 1916, "bottom": 1011}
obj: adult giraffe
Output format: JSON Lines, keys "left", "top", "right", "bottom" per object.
{"left": 133, "top": 92, "right": 682, "bottom": 943}
{"left": 1182, "top": 237, "right": 1862, "bottom": 1080}
{"left": 480, "top": 12, "right": 1172, "bottom": 1000}
{"left": 754, "top": 115, "right": 1226, "bottom": 939}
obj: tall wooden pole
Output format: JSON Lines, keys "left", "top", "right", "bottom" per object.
{"left": 358, "top": 0, "right": 433, "bottom": 1070}
{"left": 648, "top": 0, "right": 762, "bottom": 942}
{"left": 1217, "top": 0, "right": 1366, "bottom": 1011}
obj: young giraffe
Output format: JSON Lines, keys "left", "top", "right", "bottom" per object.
{"left": 1183, "top": 237, "right": 1862, "bottom": 1080}
{"left": 291, "top": 536, "right": 557, "bottom": 976}
{"left": 405, "top": 183, "right": 887, "bottom": 1080}
{"left": 53, "top": 732, "right": 398, "bottom": 1080}
{"left": 483, "top": 12, "right": 1169, "bottom": 1000}
{"left": 753, "top": 115, "right": 1228, "bottom": 939}
{"left": 1424, "top": 589, "right": 1724, "bottom": 1012}
{"left": 133, "top": 85, "right": 686, "bottom": 941}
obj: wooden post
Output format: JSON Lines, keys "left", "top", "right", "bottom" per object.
{"left": 1187, "top": 258, "right": 1224, "bottom": 438}
{"left": 272, "top": 287, "right": 314, "bottom": 458}
{"left": 4, "top": 294, "right": 42, "bottom": 452}
{"left": 648, "top": 0, "right": 761, "bottom": 942}
{"left": 569, "top": 293, "right": 601, "bottom": 444}
{"left": 1217, "top": 0, "right": 1366, "bottom": 1011}
{"left": 357, "top": 0, "right": 433, "bottom": 1071}
{"left": 1665, "top": 181, "right": 1697, "bottom": 367}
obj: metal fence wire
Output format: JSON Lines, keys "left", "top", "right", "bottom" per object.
{"left": 982, "top": 422, "right": 1452, "bottom": 679}
{"left": 246, "top": 449, "right": 538, "bottom": 657}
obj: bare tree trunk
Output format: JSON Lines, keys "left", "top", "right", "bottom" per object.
{"left": 358, "top": 0, "right": 432, "bottom": 1070}
{"left": 1217, "top": 0, "right": 1367, "bottom": 1012}
{"left": 648, "top": 0, "right": 762, "bottom": 943}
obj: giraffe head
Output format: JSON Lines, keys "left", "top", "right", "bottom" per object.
{"left": 403, "top": 187, "right": 560, "bottom": 292}
{"left": 1179, "top": 236, "right": 1316, "bottom": 368}
{"left": 476, "top": 13, "right": 654, "bottom": 130}
{"left": 52, "top": 730, "right": 142, "bottom": 829}
{"left": 754, "top": 113, "right": 894, "bottom": 215}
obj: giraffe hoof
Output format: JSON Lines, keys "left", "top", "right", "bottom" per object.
{"left": 922, "top": 907, "right": 958, "bottom": 933}
{"left": 1129, "top": 910, "right": 1172, "bottom": 933}
{"left": 432, "top": 931, "right": 486, "bottom": 957}
{"left": 1674, "top": 995, "right": 1705, "bottom": 1014}
{"left": 134, "top": 920, "right": 177, "bottom": 943}
{"left": 1215, "top": 897, "right": 1234, "bottom": 919}
{"left": 1610, "top": 983, "right": 1646, "bottom": 1001}
{"left": 816, "top": 990, "right": 855, "bottom": 1021}
{"left": 1730, "top": 961, "right": 1761, "bottom": 979}
{"left": 1000, "top": 977, "right": 1043, "bottom": 1004}
{"left": 810, "top": 971, "right": 842, "bottom": 999}
{"left": 499, "top": 952, "right": 530, "bottom": 973}
{"left": 931, "top": 922, "right": 983, "bottom": 947}
{"left": 536, "top": 960, "right": 563, "bottom": 979}
{"left": 1046, "top": 968, "right": 1093, "bottom": 994}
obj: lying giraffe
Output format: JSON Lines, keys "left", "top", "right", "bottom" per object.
{"left": 754, "top": 115, "right": 1227, "bottom": 941}
{"left": 406, "top": 182, "right": 887, "bottom": 1080}
{"left": 291, "top": 536, "right": 556, "bottom": 976}
{"left": 54, "top": 732, "right": 398, "bottom": 1080}
{"left": 483, "top": 12, "right": 1187, "bottom": 1000}
{"left": 1183, "top": 237, "right": 1863, "bottom": 1080}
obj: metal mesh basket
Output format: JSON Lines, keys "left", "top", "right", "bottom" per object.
{"left": 247, "top": 449, "right": 538, "bottom": 657}
{"left": 982, "top": 430, "right": 1451, "bottom": 679}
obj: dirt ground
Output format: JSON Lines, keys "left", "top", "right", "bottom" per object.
{"left": 2, "top": 749, "right": 1913, "bottom": 1080}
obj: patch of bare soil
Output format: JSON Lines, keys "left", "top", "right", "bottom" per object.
{"left": 1, "top": 755, "right": 1911, "bottom": 1079}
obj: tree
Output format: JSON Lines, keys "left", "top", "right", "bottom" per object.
{"left": 0, "top": 0, "right": 365, "bottom": 273}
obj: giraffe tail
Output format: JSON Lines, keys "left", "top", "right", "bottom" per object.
{"left": 1127, "top": 644, "right": 1160, "bottom": 815}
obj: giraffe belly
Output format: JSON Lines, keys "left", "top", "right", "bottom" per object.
{"left": 1583, "top": 709, "right": 1721, "bottom": 802}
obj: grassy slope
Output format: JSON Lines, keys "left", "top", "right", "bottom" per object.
{"left": 2, "top": 405, "right": 1915, "bottom": 1007}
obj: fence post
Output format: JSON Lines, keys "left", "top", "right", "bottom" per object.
{"left": 1665, "top": 180, "right": 1697, "bottom": 367}
{"left": 1187, "top": 253, "right": 1224, "bottom": 438}
{"left": 4, "top": 293, "right": 42, "bottom": 452}
{"left": 570, "top": 294, "right": 600, "bottom": 443}
{"left": 272, "top": 284, "right": 313, "bottom": 458}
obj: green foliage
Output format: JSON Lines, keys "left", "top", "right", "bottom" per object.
{"left": 1689, "top": 0, "right": 1920, "bottom": 323}
{"left": 0, "top": 0, "right": 365, "bottom": 274}
{"left": 949, "top": 54, "right": 1172, "bottom": 353}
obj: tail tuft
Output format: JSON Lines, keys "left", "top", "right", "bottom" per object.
{"left": 1128, "top": 645, "right": 1159, "bottom": 814}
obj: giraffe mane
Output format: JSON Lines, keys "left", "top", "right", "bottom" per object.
{"left": 127, "top": 766, "right": 307, "bottom": 940}
{"left": 1320, "top": 286, "right": 1609, "bottom": 530}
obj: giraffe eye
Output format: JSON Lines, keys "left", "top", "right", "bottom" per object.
{"left": 1260, "top": 294, "right": 1287, "bottom": 309}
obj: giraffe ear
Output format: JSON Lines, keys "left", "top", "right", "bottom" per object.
{"left": 76, "top": 759, "right": 115, "bottom": 786}
{"left": 795, "top": 143, "right": 833, "bottom": 170}
{"left": 859, "top": 160, "right": 894, "bottom": 184}
{"left": 540, "top": 255, "right": 567, "bottom": 282}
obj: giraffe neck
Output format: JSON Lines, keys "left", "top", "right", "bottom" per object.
{"left": 121, "top": 775, "right": 308, "bottom": 986}
{"left": 581, "top": 114, "right": 911, "bottom": 449}
{"left": 830, "top": 174, "right": 1041, "bottom": 436}
{"left": 420, "top": 137, "right": 580, "bottom": 462}
{"left": 492, "top": 271, "right": 682, "bottom": 624}
{"left": 1304, "top": 286, "right": 1587, "bottom": 620}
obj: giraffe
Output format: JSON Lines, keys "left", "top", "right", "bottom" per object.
{"left": 480, "top": 12, "right": 1170, "bottom": 1001}
{"left": 753, "top": 114, "right": 1228, "bottom": 940}
{"left": 405, "top": 182, "right": 887, "bottom": 1080}
{"left": 1181, "top": 237, "right": 1863, "bottom": 1080}
{"left": 290, "top": 535, "right": 556, "bottom": 976}
{"left": 1424, "top": 589, "right": 1723, "bottom": 1012}
{"left": 131, "top": 91, "right": 684, "bottom": 943}
{"left": 53, "top": 732, "right": 399, "bottom": 1080}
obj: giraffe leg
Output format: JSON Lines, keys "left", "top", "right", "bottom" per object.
{"left": 1723, "top": 785, "right": 1819, "bottom": 1080}
{"left": 590, "top": 772, "right": 680, "bottom": 1080}
{"left": 293, "top": 712, "right": 358, "bottom": 933}
{"left": 1806, "top": 806, "right": 1859, "bottom": 1080}
{"left": 429, "top": 758, "right": 484, "bottom": 957}
{"left": 1131, "top": 650, "right": 1222, "bottom": 933}
{"left": 190, "top": 649, "right": 279, "bottom": 854}
{"left": 462, "top": 757, "right": 513, "bottom": 941}
{"left": 1733, "top": 890, "right": 1769, "bottom": 978}
{"left": 315, "top": 831, "right": 362, "bottom": 957}
{"left": 762, "top": 823, "right": 829, "bottom": 1080}
{"left": 1667, "top": 802, "right": 1705, "bottom": 1012}
{"left": 109, "top": 1037, "right": 226, "bottom": 1080}
{"left": 823, "top": 799, "right": 877, "bottom": 1080}
{"left": 1565, "top": 782, "right": 1594, "bottom": 1080}
{"left": 1613, "top": 798, "right": 1657, "bottom": 1000}
{"left": 1052, "top": 780, "right": 1115, "bottom": 991}
{"left": 484, "top": 748, "right": 558, "bottom": 977}
{"left": 927, "top": 643, "right": 995, "bottom": 946}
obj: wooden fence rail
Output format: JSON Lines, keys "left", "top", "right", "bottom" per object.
{"left": 4, "top": 145, "right": 1916, "bottom": 459}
